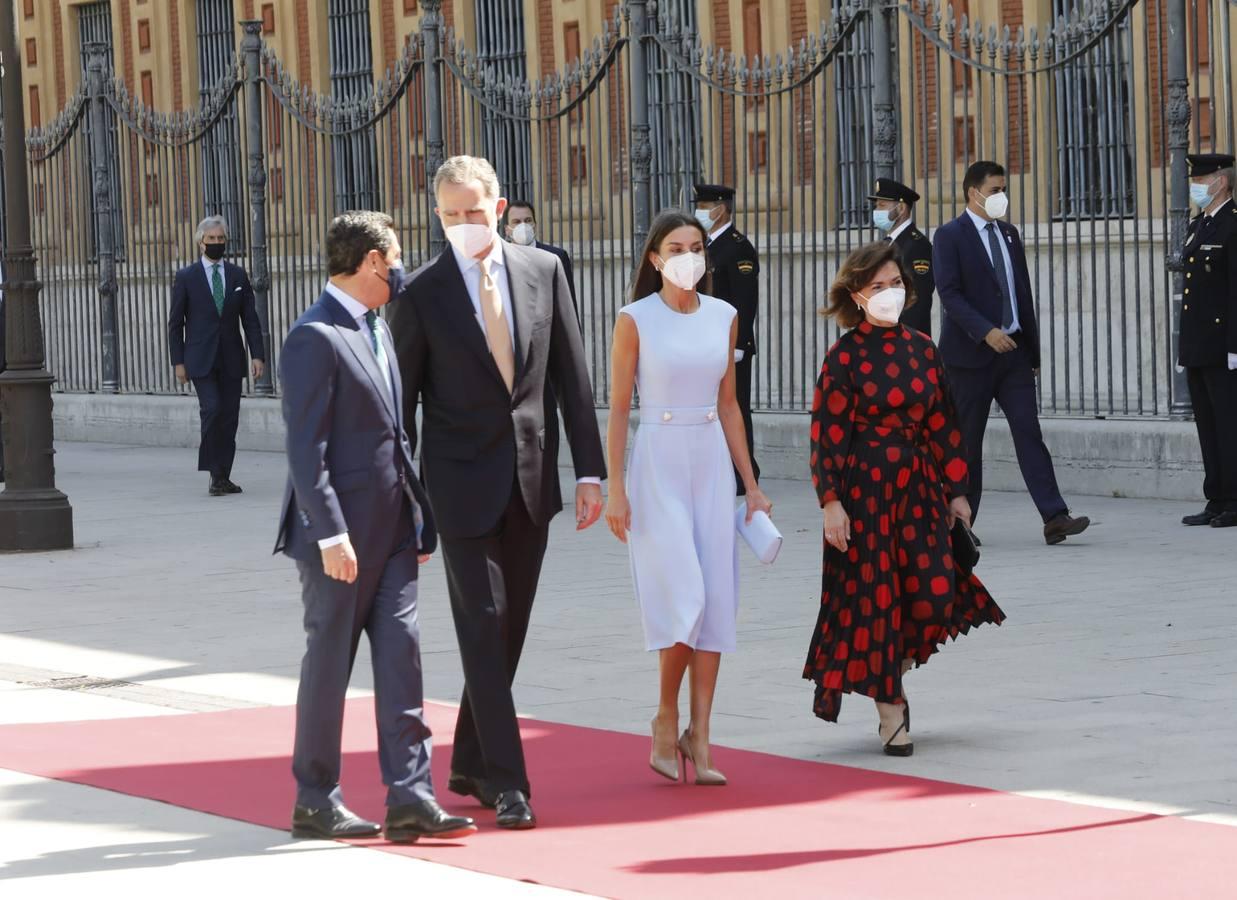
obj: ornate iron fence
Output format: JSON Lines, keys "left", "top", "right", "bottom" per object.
{"left": 14, "top": 0, "right": 1233, "bottom": 420}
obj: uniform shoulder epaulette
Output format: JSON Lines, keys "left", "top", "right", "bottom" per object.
{"left": 732, "top": 230, "right": 745, "bottom": 241}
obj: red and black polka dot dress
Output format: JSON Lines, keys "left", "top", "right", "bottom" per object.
{"left": 804, "top": 321, "right": 1005, "bottom": 722}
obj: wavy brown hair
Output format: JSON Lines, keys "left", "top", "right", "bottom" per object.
{"left": 630, "top": 209, "right": 712, "bottom": 300}
{"left": 822, "top": 241, "right": 917, "bottom": 329}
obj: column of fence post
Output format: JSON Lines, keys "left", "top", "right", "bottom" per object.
{"left": 241, "top": 20, "right": 274, "bottom": 395}
{"left": 86, "top": 42, "right": 118, "bottom": 393}
{"left": 871, "top": 0, "right": 897, "bottom": 180}
{"left": 628, "top": 0, "right": 653, "bottom": 251}
{"left": 421, "top": 0, "right": 446, "bottom": 257}
{"left": 1166, "top": 0, "right": 1192, "bottom": 416}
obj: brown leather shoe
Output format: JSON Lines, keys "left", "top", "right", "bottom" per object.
{"left": 1044, "top": 512, "right": 1090, "bottom": 545}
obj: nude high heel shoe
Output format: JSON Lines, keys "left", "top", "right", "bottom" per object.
{"left": 649, "top": 716, "right": 680, "bottom": 781}
{"left": 678, "top": 729, "right": 727, "bottom": 786}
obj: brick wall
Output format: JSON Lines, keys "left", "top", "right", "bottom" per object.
{"left": 118, "top": 0, "right": 135, "bottom": 90}
{"left": 1001, "top": 0, "right": 1027, "bottom": 174}
{"left": 51, "top": 1, "right": 66, "bottom": 108}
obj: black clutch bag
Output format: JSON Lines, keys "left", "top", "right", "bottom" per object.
{"left": 951, "top": 521, "right": 980, "bottom": 576}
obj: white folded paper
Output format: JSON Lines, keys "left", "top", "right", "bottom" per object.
{"left": 735, "top": 505, "right": 783, "bottom": 565}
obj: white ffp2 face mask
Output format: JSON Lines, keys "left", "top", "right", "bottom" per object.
{"left": 856, "top": 286, "right": 907, "bottom": 323}
{"left": 658, "top": 251, "right": 707, "bottom": 290}
{"left": 982, "top": 190, "right": 1009, "bottom": 219}
{"left": 444, "top": 222, "right": 496, "bottom": 258}
{"left": 510, "top": 222, "right": 536, "bottom": 246}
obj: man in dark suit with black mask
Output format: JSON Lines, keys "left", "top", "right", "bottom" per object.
{"left": 390, "top": 156, "right": 605, "bottom": 831}
{"left": 933, "top": 160, "right": 1090, "bottom": 545}
{"left": 275, "top": 210, "right": 475, "bottom": 844}
{"left": 168, "top": 216, "right": 265, "bottom": 496}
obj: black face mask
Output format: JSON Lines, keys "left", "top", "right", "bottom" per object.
{"left": 203, "top": 242, "right": 226, "bottom": 261}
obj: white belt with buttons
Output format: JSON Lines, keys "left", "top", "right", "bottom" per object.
{"left": 640, "top": 405, "right": 720, "bottom": 426}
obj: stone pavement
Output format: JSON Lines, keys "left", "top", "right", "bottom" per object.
{"left": 1, "top": 441, "right": 1234, "bottom": 894}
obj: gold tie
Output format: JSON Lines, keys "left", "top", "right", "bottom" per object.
{"left": 479, "top": 258, "right": 515, "bottom": 392}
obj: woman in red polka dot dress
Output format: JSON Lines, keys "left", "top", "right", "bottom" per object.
{"left": 804, "top": 242, "right": 1005, "bottom": 756}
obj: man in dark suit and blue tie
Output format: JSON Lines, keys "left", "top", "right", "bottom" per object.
{"left": 933, "top": 161, "right": 1090, "bottom": 545}
{"left": 168, "top": 216, "right": 266, "bottom": 496}
{"left": 274, "top": 211, "right": 475, "bottom": 844}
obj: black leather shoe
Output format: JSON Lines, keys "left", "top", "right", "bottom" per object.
{"left": 494, "top": 790, "right": 537, "bottom": 830}
{"left": 1043, "top": 512, "right": 1090, "bottom": 545}
{"left": 221, "top": 478, "right": 243, "bottom": 494}
{"left": 448, "top": 772, "right": 499, "bottom": 809}
{"left": 208, "top": 477, "right": 227, "bottom": 497}
{"left": 291, "top": 804, "right": 381, "bottom": 839}
{"left": 1183, "top": 509, "right": 1219, "bottom": 526}
{"left": 384, "top": 798, "right": 477, "bottom": 843}
{"left": 1209, "top": 511, "right": 1237, "bottom": 528}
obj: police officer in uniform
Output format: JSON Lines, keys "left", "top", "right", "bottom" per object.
{"left": 694, "top": 183, "right": 760, "bottom": 492}
{"left": 869, "top": 178, "right": 935, "bottom": 336}
{"left": 1180, "top": 152, "right": 1237, "bottom": 529}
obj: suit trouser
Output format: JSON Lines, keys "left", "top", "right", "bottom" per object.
{"left": 733, "top": 354, "right": 760, "bottom": 495}
{"left": 946, "top": 341, "right": 1068, "bottom": 524}
{"left": 1187, "top": 364, "right": 1237, "bottom": 513}
{"left": 291, "top": 503, "right": 434, "bottom": 809}
{"left": 439, "top": 481, "right": 550, "bottom": 796}
{"left": 192, "top": 366, "right": 243, "bottom": 477}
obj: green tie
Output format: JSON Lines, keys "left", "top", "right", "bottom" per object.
{"left": 211, "top": 264, "right": 225, "bottom": 315}
{"left": 364, "top": 310, "right": 390, "bottom": 384}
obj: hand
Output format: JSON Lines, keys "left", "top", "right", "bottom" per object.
{"left": 984, "top": 328, "right": 1017, "bottom": 353}
{"left": 418, "top": 553, "right": 433, "bottom": 565}
{"left": 947, "top": 496, "right": 972, "bottom": 530}
{"left": 604, "top": 490, "right": 632, "bottom": 543}
{"left": 575, "top": 482, "right": 603, "bottom": 530}
{"left": 823, "top": 500, "right": 851, "bottom": 553}
{"left": 321, "top": 536, "right": 358, "bottom": 583}
{"left": 252, "top": 359, "right": 265, "bottom": 380}
{"left": 174, "top": 363, "right": 188, "bottom": 385}
{"left": 744, "top": 486, "right": 773, "bottom": 523}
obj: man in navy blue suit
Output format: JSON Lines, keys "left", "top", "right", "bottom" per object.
{"left": 933, "top": 161, "right": 1090, "bottom": 545}
{"left": 168, "top": 216, "right": 266, "bottom": 496}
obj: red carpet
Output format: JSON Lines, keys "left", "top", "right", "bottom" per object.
{"left": 0, "top": 699, "right": 1231, "bottom": 898}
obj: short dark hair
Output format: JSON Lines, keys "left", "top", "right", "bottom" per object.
{"left": 507, "top": 199, "right": 536, "bottom": 220}
{"left": 631, "top": 209, "right": 712, "bottom": 300}
{"left": 325, "top": 211, "right": 395, "bottom": 276}
{"left": 822, "top": 242, "right": 917, "bottom": 329}
{"left": 963, "top": 161, "right": 1006, "bottom": 198}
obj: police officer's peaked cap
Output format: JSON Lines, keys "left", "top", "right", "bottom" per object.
{"left": 867, "top": 178, "right": 920, "bottom": 205}
{"left": 693, "top": 183, "right": 736, "bottom": 202}
{"left": 1186, "top": 153, "right": 1235, "bottom": 177}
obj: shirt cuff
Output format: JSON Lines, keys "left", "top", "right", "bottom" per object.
{"left": 577, "top": 477, "right": 602, "bottom": 486}
{"left": 734, "top": 349, "right": 746, "bottom": 362}
{"left": 1228, "top": 352, "right": 1237, "bottom": 371}
{"left": 317, "top": 533, "right": 347, "bottom": 549}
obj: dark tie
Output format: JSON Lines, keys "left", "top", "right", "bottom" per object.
{"left": 211, "top": 264, "right": 225, "bottom": 315}
{"left": 364, "top": 310, "right": 392, "bottom": 395}
{"left": 985, "top": 223, "right": 1015, "bottom": 330}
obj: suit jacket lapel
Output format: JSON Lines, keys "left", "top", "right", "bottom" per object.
{"left": 324, "top": 293, "right": 398, "bottom": 423}
{"left": 504, "top": 245, "right": 538, "bottom": 382}
{"left": 380, "top": 321, "right": 404, "bottom": 429}
{"left": 958, "top": 214, "right": 1002, "bottom": 290}
{"left": 432, "top": 250, "right": 509, "bottom": 391}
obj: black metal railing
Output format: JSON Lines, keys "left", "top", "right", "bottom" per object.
{"left": 16, "top": 0, "right": 1229, "bottom": 420}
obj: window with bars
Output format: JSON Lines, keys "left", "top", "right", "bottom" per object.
{"left": 196, "top": 0, "right": 245, "bottom": 250}
{"left": 474, "top": 0, "right": 532, "bottom": 199}
{"left": 328, "top": 0, "right": 380, "bottom": 211}
{"left": 78, "top": 1, "right": 126, "bottom": 260}
{"left": 648, "top": 0, "right": 702, "bottom": 208}
{"left": 1051, "top": 0, "right": 1134, "bottom": 219}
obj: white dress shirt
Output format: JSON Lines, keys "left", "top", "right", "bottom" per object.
{"left": 887, "top": 218, "right": 913, "bottom": 243}
{"left": 964, "top": 207, "right": 1021, "bottom": 334}
{"left": 450, "top": 238, "right": 601, "bottom": 488}
{"left": 318, "top": 281, "right": 395, "bottom": 550}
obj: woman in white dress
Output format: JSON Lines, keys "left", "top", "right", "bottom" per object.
{"left": 604, "top": 210, "right": 772, "bottom": 785}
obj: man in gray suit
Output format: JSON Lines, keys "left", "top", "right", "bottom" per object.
{"left": 274, "top": 211, "right": 474, "bottom": 844}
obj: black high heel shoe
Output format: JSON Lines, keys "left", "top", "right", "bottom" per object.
{"left": 879, "top": 703, "right": 913, "bottom": 757}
